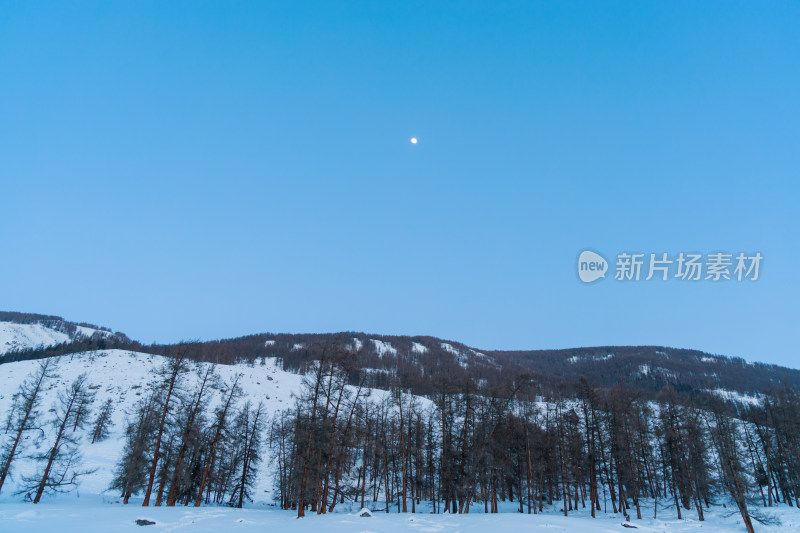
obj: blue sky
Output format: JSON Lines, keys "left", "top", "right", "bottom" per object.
{"left": 1, "top": 2, "right": 797, "bottom": 366}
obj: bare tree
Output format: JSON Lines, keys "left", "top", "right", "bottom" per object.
{"left": 111, "top": 388, "right": 161, "bottom": 504}
{"left": 229, "top": 401, "right": 266, "bottom": 508}
{"left": 142, "top": 352, "right": 188, "bottom": 506}
{"left": 27, "top": 373, "right": 95, "bottom": 503}
{"left": 0, "top": 359, "right": 56, "bottom": 495}
{"left": 194, "top": 374, "right": 241, "bottom": 506}
{"left": 705, "top": 399, "right": 756, "bottom": 533}
{"left": 90, "top": 399, "right": 115, "bottom": 444}
{"left": 166, "top": 365, "right": 214, "bottom": 506}
{"left": 296, "top": 353, "right": 327, "bottom": 517}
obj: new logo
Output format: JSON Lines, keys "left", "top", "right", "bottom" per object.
{"left": 578, "top": 250, "right": 607, "bottom": 283}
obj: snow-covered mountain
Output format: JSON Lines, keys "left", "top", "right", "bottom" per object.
{"left": 0, "top": 350, "right": 307, "bottom": 502}
{"left": 2, "top": 312, "right": 800, "bottom": 533}
{"left": 3, "top": 311, "right": 798, "bottom": 402}
{"left": 0, "top": 322, "right": 72, "bottom": 356}
{"left": 0, "top": 313, "right": 125, "bottom": 358}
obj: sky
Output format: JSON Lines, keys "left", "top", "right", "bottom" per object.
{"left": 0, "top": 2, "right": 798, "bottom": 366}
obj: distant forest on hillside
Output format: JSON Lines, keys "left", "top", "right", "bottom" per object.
{"left": 2, "top": 312, "right": 798, "bottom": 403}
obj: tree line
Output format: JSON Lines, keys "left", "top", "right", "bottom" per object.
{"left": 4, "top": 346, "right": 800, "bottom": 533}
{"left": 271, "top": 347, "right": 800, "bottom": 533}
{"left": 7, "top": 326, "right": 800, "bottom": 403}
{"left": 110, "top": 353, "right": 266, "bottom": 508}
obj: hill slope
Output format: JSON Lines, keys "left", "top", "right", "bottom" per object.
{"left": 0, "top": 312, "right": 128, "bottom": 358}
{"left": 1, "top": 312, "right": 797, "bottom": 401}
{"left": 0, "top": 350, "right": 306, "bottom": 503}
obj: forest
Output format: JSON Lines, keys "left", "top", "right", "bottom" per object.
{"left": 5, "top": 326, "right": 800, "bottom": 401}
{"left": 3, "top": 341, "right": 800, "bottom": 533}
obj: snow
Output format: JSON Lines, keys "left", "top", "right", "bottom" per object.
{"left": 570, "top": 354, "right": 613, "bottom": 363}
{"left": 349, "top": 338, "right": 364, "bottom": 352}
{"left": 439, "top": 342, "right": 459, "bottom": 355}
{"left": 0, "top": 321, "right": 71, "bottom": 356}
{"left": 292, "top": 343, "right": 305, "bottom": 351}
{"left": 707, "top": 388, "right": 763, "bottom": 406}
{"left": 701, "top": 356, "right": 715, "bottom": 363}
{"left": 411, "top": 342, "right": 428, "bottom": 354}
{"left": 0, "top": 494, "right": 797, "bottom": 533}
{"left": 264, "top": 340, "right": 276, "bottom": 346}
{"left": 371, "top": 340, "right": 397, "bottom": 358}
{"left": 0, "top": 320, "right": 115, "bottom": 358}
{"left": 363, "top": 367, "right": 392, "bottom": 376}
{"left": 656, "top": 367, "right": 677, "bottom": 379}
{"left": 440, "top": 343, "right": 469, "bottom": 368}
{"left": 74, "top": 326, "right": 113, "bottom": 339}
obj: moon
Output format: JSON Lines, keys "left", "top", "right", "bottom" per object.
{"left": 410, "top": 137, "right": 418, "bottom": 144}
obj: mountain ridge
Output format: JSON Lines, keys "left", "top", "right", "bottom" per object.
{"left": 1, "top": 311, "right": 797, "bottom": 403}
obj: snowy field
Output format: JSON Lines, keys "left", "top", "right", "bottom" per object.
{"left": 1, "top": 497, "right": 798, "bottom": 533}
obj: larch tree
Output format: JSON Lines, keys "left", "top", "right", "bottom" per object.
{"left": 194, "top": 373, "right": 241, "bottom": 506}
{"left": 90, "top": 398, "right": 115, "bottom": 444}
{"left": 28, "top": 373, "right": 95, "bottom": 503}
{"left": 142, "top": 351, "right": 188, "bottom": 506}
{"left": 0, "top": 359, "right": 56, "bottom": 495}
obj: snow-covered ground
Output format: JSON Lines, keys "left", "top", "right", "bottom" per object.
{"left": 706, "top": 388, "right": 763, "bottom": 406}
{"left": 0, "top": 496, "right": 797, "bottom": 533}
{"left": 411, "top": 342, "right": 428, "bottom": 354}
{"left": 0, "top": 322, "right": 71, "bottom": 356}
{"left": 0, "top": 320, "right": 118, "bottom": 358}
{"left": 372, "top": 339, "right": 398, "bottom": 357}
